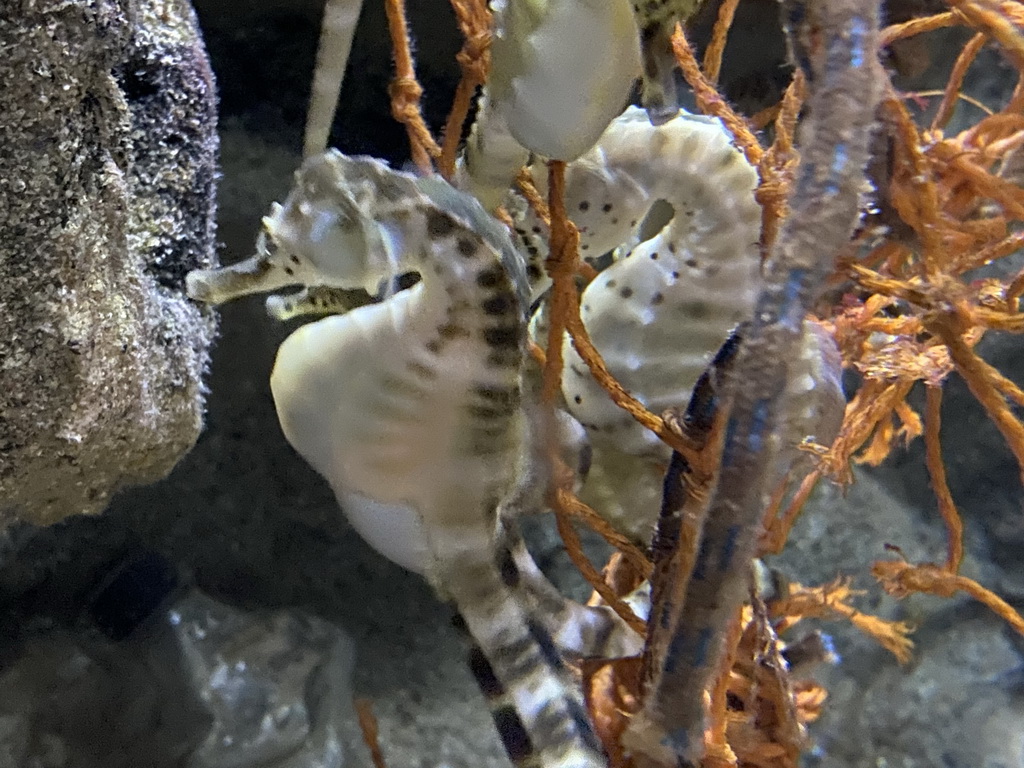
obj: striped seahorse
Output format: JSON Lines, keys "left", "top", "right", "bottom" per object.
{"left": 185, "top": 152, "right": 609, "bottom": 768}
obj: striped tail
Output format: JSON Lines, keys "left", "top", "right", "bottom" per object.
{"left": 445, "top": 549, "right": 608, "bottom": 768}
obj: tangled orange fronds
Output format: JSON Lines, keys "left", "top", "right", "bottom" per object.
{"left": 873, "top": 560, "right": 1024, "bottom": 636}
{"left": 584, "top": 600, "right": 834, "bottom": 768}
{"left": 770, "top": 580, "right": 916, "bottom": 663}
{"left": 378, "top": 0, "right": 1024, "bottom": 764}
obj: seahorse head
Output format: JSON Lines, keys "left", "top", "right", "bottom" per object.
{"left": 186, "top": 152, "right": 412, "bottom": 305}
{"left": 260, "top": 152, "right": 411, "bottom": 294}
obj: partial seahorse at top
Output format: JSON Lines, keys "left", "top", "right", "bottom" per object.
{"left": 507, "top": 106, "right": 845, "bottom": 543}
{"left": 459, "top": 0, "right": 643, "bottom": 211}
{"left": 630, "top": 0, "right": 709, "bottom": 121}
{"left": 185, "top": 153, "right": 622, "bottom": 768}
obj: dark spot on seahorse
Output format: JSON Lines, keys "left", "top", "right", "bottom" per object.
{"left": 718, "top": 150, "right": 738, "bottom": 170}
{"left": 469, "top": 434, "right": 510, "bottom": 455}
{"left": 457, "top": 237, "right": 478, "bottom": 257}
{"left": 685, "top": 257, "right": 699, "bottom": 268}
{"left": 671, "top": 271, "right": 680, "bottom": 279}
{"left": 602, "top": 203, "right": 613, "bottom": 213}
{"left": 650, "top": 252, "right": 659, "bottom": 260}
{"left": 497, "top": 547, "right": 520, "bottom": 588}
{"left": 630, "top": 219, "right": 637, "bottom": 227}
{"left": 532, "top": 225, "right": 542, "bottom": 234}
{"left": 289, "top": 254, "right": 301, "bottom": 265}
{"left": 407, "top": 361, "right": 436, "bottom": 380}
{"left": 283, "top": 266, "right": 294, "bottom": 276}
{"left": 573, "top": 395, "right": 582, "bottom": 404}
{"left": 426, "top": 339, "right": 442, "bottom": 354}
{"left": 566, "top": 696, "right": 604, "bottom": 753}
{"left": 515, "top": 226, "right": 527, "bottom": 236}
{"left": 620, "top": 287, "right": 633, "bottom": 299}
{"left": 471, "top": 424, "right": 509, "bottom": 443}
{"left": 570, "top": 365, "right": 587, "bottom": 378}
{"left": 483, "top": 294, "right": 515, "bottom": 317}
{"left": 438, "top": 323, "right": 470, "bottom": 340}
{"left": 426, "top": 209, "right": 456, "bottom": 238}
{"left": 483, "top": 325, "right": 520, "bottom": 349}
{"left": 668, "top": 242, "right": 676, "bottom": 254}
{"left": 450, "top": 612, "right": 468, "bottom": 633}
{"left": 469, "top": 403, "right": 511, "bottom": 420}
{"left": 611, "top": 217, "right": 619, "bottom": 225}
{"left": 492, "top": 705, "right": 533, "bottom": 763}
{"left": 583, "top": 304, "right": 590, "bottom": 312}
{"left": 526, "top": 245, "right": 539, "bottom": 257}
{"left": 581, "top": 244, "right": 589, "bottom": 251}
{"left": 526, "top": 619, "right": 564, "bottom": 671}
{"left": 680, "top": 300, "right": 710, "bottom": 319}
{"left": 579, "top": 200, "right": 590, "bottom": 212}
{"left": 468, "top": 645, "right": 505, "bottom": 698}
{"left": 578, "top": 441, "right": 592, "bottom": 479}
{"left": 652, "top": 292, "right": 665, "bottom": 305}
{"left": 487, "top": 350, "right": 521, "bottom": 369}
{"left": 606, "top": 279, "right": 617, "bottom": 289}
{"left": 475, "top": 385, "right": 520, "bottom": 408}
{"left": 477, "top": 267, "right": 505, "bottom": 288}
{"left": 526, "top": 263, "right": 542, "bottom": 280}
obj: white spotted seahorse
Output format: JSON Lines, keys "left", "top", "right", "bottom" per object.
{"left": 186, "top": 153, "right": 611, "bottom": 768}
{"left": 507, "top": 106, "right": 766, "bottom": 544}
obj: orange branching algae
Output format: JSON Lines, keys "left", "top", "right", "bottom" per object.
{"left": 356, "top": 697, "right": 390, "bottom": 768}
{"left": 378, "top": 0, "right": 1024, "bottom": 764}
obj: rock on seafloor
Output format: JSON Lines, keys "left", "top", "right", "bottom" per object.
{"left": 0, "top": 584, "right": 354, "bottom": 768}
{"left": 0, "top": 0, "right": 218, "bottom": 526}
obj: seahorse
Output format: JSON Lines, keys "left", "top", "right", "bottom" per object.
{"left": 186, "top": 152, "right": 609, "bottom": 768}
{"left": 458, "top": 0, "right": 643, "bottom": 211}
{"left": 507, "top": 106, "right": 765, "bottom": 543}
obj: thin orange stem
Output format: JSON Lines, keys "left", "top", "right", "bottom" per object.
{"left": 931, "top": 32, "right": 986, "bottom": 131}
{"left": 924, "top": 385, "right": 963, "bottom": 571}
{"left": 384, "top": 0, "right": 441, "bottom": 171}
{"left": 703, "top": 0, "right": 740, "bottom": 85}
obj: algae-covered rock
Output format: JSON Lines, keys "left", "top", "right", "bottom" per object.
{"left": 0, "top": 0, "right": 218, "bottom": 526}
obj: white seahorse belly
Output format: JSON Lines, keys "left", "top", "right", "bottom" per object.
{"left": 271, "top": 285, "right": 450, "bottom": 574}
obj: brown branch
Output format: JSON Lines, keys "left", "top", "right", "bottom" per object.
{"left": 355, "top": 698, "right": 390, "bottom": 768}
{"left": 873, "top": 560, "right": 1024, "bottom": 637}
{"left": 671, "top": 25, "right": 764, "bottom": 166}
{"left": 551, "top": 498, "right": 648, "bottom": 635}
{"left": 880, "top": 11, "right": 960, "bottom": 45}
{"left": 384, "top": 0, "right": 441, "bottom": 172}
{"left": 702, "top": 0, "right": 740, "bottom": 85}
{"left": 924, "top": 385, "right": 963, "bottom": 571}
{"left": 931, "top": 32, "right": 986, "bottom": 131}
{"left": 439, "top": 0, "right": 491, "bottom": 179}
{"left": 928, "top": 308, "right": 1024, "bottom": 481}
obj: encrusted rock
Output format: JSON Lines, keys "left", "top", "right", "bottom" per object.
{"left": 0, "top": 0, "right": 218, "bottom": 525}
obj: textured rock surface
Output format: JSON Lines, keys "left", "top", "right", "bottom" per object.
{"left": 0, "top": 0, "right": 218, "bottom": 526}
